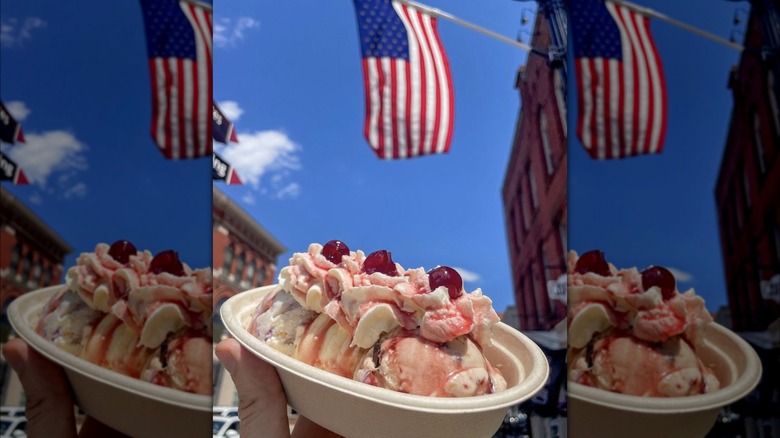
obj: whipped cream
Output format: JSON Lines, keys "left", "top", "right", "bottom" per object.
{"left": 279, "top": 243, "right": 500, "bottom": 349}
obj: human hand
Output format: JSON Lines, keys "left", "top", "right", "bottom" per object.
{"left": 215, "top": 337, "right": 343, "bottom": 438}
{"left": 2, "top": 338, "right": 128, "bottom": 438}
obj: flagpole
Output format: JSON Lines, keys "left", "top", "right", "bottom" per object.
{"left": 610, "top": 0, "right": 744, "bottom": 51}
{"left": 394, "top": 0, "right": 534, "bottom": 52}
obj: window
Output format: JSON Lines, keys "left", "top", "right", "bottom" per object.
{"left": 721, "top": 205, "right": 733, "bottom": 252}
{"left": 768, "top": 72, "right": 780, "bottom": 137}
{"left": 10, "top": 243, "right": 21, "bottom": 271}
{"left": 521, "top": 188, "right": 531, "bottom": 231}
{"left": 32, "top": 259, "right": 42, "bottom": 284}
{"left": 529, "top": 167, "right": 539, "bottom": 210}
{"left": 540, "top": 245, "right": 550, "bottom": 284}
{"left": 42, "top": 266, "right": 52, "bottom": 286}
{"left": 223, "top": 244, "right": 234, "bottom": 274}
{"left": 256, "top": 265, "right": 267, "bottom": 286}
{"left": 514, "top": 199, "right": 525, "bottom": 242}
{"left": 734, "top": 190, "right": 743, "bottom": 230}
{"left": 753, "top": 112, "right": 767, "bottom": 175}
{"left": 244, "top": 262, "right": 255, "bottom": 288}
{"left": 235, "top": 253, "right": 246, "bottom": 284}
{"left": 553, "top": 69, "right": 567, "bottom": 137}
{"left": 509, "top": 209, "right": 519, "bottom": 254}
{"left": 21, "top": 252, "right": 32, "bottom": 281}
{"left": 540, "top": 109, "right": 554, "bottom": 175}
{"left": 558, "top": 219, "right": 567, "bottom": 256}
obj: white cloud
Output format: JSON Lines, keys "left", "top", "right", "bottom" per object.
{"left": 241, "top": 192, "right": 256, "bottom": 206}
{"left": 214, "top": 16, "right": 259, "bottom": 48}
{"left": 62, "top": 182, "right": 87, "bottom": 199}
{"left": 4, "top": 101, "right": 31, "bottom": 122}
{"left": 217, "top": 101, "right": 244, "bottom": 122}
{"left": 453, "top": 267, "right": 481, "bottom": 283}
{"left": 667, "top": 267, "right": 694, "bottom": 283}
{"left": 274, "top": 182, "right": 300, "bottom": 199}
{"left": 28, "top": 193, "right": 42, "bottom": 205}
{"left": 4, "top": 130, "right": 88, "bottom": 187}
{"left": 1, "top": 17, "right": 46, "bottom": 48}
{"left": 215, "top": 130, "right": 302, "bottom": 198}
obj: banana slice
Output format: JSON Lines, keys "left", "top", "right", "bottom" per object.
{"left": 352, "top": 304, "right": 400, "bottom": 349}
{"left": 92, "top": 284, "right": 111, "bottom": 313}
{"left": 568, "top": 303, "right": 613, "bottom": 349}
{"left": 140, "top": 303, "right": 186, "bottom": 349}
{"left": 305, "top": 284, "right": 324, "bottom": 313}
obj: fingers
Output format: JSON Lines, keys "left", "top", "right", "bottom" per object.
{"left": 2, "top": 338, "right": 78, "bottom": 438}
{"left": 215, "top": 338, "right": 290, "bottom": 438}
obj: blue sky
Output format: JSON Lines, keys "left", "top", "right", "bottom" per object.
{"left": 568, "top": 0, "right": 748, "bottom": 312}
{"left": 213, "top": 0, "right": 536, "bottom": 313}
{"left": 0, "top": 0, "right": 746, "bottom": 316}
{"left": 1, "top": 1, "right": 212, "bottom": 271}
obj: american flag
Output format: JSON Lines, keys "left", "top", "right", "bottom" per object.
{"left": 353, "top": 0, "right": 454, "bottom": 159}
{"left": 570, "top": 0, "right": 667, "bottom": 159}
{"left": 140, "top": 0, "right": 212, "bottom": 159}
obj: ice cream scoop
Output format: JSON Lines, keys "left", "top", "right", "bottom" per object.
{"left": 354, "top": 330, "right": 507, "bottom": 397}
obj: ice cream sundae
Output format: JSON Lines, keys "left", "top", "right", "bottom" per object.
{"left": 248, "top": 241, "right": 507, "bottom": 397}
{"left": 567, "top": 250, "right": 720, "bottom": 397}
{"left": 36, "top": 240, "right": 212, "bottom": 395}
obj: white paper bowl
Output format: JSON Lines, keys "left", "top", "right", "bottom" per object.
{"left": 221, "top": 285, "right": 550, "bottom": 438}
{"left": 7, "top": 285, "right": 212, "bottom": 438}
{"left": 568, "top": 322, "right": 763, "bottom": 438}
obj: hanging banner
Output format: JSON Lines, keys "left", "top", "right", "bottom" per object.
{"left": 0, "top": 151, "right": 29, "bottom": 185}
{"left": 213, "top": 103, "right": 239, "bottom": 144}
{"left": 212, "top": 153, "right": 242, "bottom": 185}
{"left": 0, "top": 101, "right": 25, "bottom": 144}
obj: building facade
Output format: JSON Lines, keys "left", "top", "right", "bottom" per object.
{"left": 501, "top": 10, "right": 568, "bottom": 333}
{"left": 714, "top": 2, "right": 779, "bottom": 436}
{"left": 498, "top": 7, "right": 569, "bottom": 438}
{"left": 715, "top": 2, "right": 780, "bottom": 333}
{"left": 1, "top": 186, "right": 72, "bottom": 405}
{"left": 212, "top": 186, "right": 286, "bottom": 406}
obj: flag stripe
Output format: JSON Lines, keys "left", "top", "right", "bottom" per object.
{"left": 389, "top": 59, "right": 400, "bottom": 158}
{"left": 191, "top": 3, "right": 212, "bottom": 155}
{"left": 423, "top": 13, "right": 446, "bottom": 154}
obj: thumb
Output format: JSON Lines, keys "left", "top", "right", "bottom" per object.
{"left": 3, "top": 338, "right": 77, "bottom": 438}
{"left": 215, "top": 338, "right": 290, "bottom": 438}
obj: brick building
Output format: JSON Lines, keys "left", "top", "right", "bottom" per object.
{"left": 714, "top": 2, "right": 779, "bottom": 436}
{"left": 212, "top": 186, "right": 286, "bottom": 334}
{"left": 212, "top": 186, "right": 286, "bottom": 406}
{"left": 1, "top": 186, "right": 72, "bottom": 405}
{"left": 715, "top": 2, "right": 780, "bottom": 333}
{"left": 501, "top": 10, "right": 568, "bottom": 333}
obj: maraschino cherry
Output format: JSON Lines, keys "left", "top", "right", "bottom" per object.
{"left": 108, "top": 240, "right": 137, "bottom": 265}
{"left": 641, "top": 266, "right": 676, "bottom": 300}
{"left": 322, "top": 240, "right": 350, "bottom": 264}
{"left": 363, "top": 250, "right": 398, "bottom": 276}
{"left": 428, "top": 266, "right": 463, "bottom": 299}
{"left": 574, "top": 250, "right": 611, "bottom": 276}
{"left": 150, "top": 250, "right": 185, "bottom": 276}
